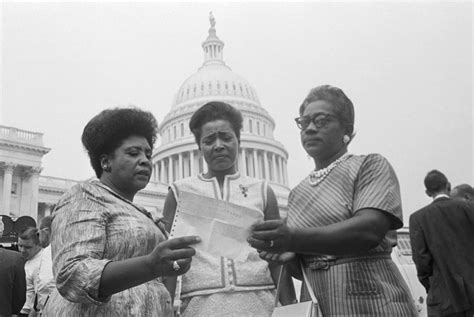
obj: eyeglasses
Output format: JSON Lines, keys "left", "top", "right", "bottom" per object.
{"left": 294, "top": 113, "right": 337, "bottom": 130}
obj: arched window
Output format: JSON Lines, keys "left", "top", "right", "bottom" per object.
{"left": 249, "top": 119, "right": 253, "bottom": 133}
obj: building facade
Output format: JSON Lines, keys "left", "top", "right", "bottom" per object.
{"left": 0, "top": 126, "right": 49, "bottom": 218}
{"left": 151, "top": 14, "right": 290, "bottom": 215}
{"left": 1, "top": 14, "right": 289, "bottom": 221}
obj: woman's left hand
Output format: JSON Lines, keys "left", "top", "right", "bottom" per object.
{"left": 248, "top": 219, "right": 292, "bottom": 252}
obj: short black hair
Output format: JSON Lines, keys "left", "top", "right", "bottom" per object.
{"left": 189, "top": 101, "right": 243, "bottom": 148}
{"left": 19, "top": 227, "right": 40, "bottom": 245}
{"left": 82, "top": 107, "right": 158, "bottom": 178}
{"left": 424, "top": 170, "right": 448, "bottom": 193}
{"left": 451, "top": 184, "right": 474, "bottom": 198}
{"left": 39, "top": 216, "right": 52, "bottom": 230}
{"left": 299, "top": 85, "right": 355, "bottom": 138}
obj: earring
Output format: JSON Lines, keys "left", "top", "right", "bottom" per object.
{"left": 102, "top": 164, "right": 111, "bottom": 173}
{"left": 343, "top": 135, "right": 350, "bottom": 144}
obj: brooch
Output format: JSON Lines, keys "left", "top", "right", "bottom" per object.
{"left": 239, "top": 184, "right": 248, "bottom": 197}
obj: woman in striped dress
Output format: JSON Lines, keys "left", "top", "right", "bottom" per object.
{"left": 249, "top": 85, "right": 418, "bottom": 316}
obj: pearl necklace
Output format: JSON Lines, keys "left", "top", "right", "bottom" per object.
{"left": 309, "top": 154, "right": 352, "bottom": 187}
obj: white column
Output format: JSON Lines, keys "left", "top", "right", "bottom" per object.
{"left": 2, "top": 163, "right": 15, "bottom": 216}
{"left": 279, "top": 156, "right": 284, "bottom": 184}
{"left": 272, "top": 153, "right": 277, "bottom": 182}
{"left": 168, "top": 156, "right": 173, "bottom": 184}
{"left": 282, "top": 158, "right": 288, "bottom": 186}
{"left": 240, "top": 148, "right": 247, "bottom": 176}
{"left": 190, "top": 151, "right": 195, "bottom": 176}
{"left": 160, "top": 160, "right": 165, "bottom": 183}
{"left": 178, "top": 153, "right": 183, "bottom": 180}
{"left": 253, "top": 149, "right": 259, "bottom": 178}
{"left": 28, "top": 167, "right": 41, "bottom": 220}
{"left": 263, "top": 151, "right": 270, "bottom": 181}
{"left": 47, "top": 204, "right": 55, "bottom": 216}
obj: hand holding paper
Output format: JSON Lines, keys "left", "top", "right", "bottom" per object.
{"left": 170, "top": 191, "right": 263, "bottom": 261}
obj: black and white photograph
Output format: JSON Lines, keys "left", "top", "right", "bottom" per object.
{"left": 1, "top": 2, "right": 472, "bottom": 317}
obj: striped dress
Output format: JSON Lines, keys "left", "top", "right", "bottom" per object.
{"left": 287, "top": 154, "right": 417, "bottom": 316}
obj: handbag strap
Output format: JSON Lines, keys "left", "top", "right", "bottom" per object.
{"left": 300, "top": 262, "right": 318, "bottom": 304}
{"left": 274, "top": 261, "right": 318, "bottom": 307}
{"left": 274, "top": 265, "right": 285, "bottom": 306}
{"left": 174, "top": 276, "right": 182, "bottom": 316}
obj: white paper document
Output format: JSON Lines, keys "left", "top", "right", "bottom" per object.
{"left": 170, "top": 191, "right": 263, "bottom": 261}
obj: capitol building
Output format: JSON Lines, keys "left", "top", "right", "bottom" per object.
{"left": 0, "top": 15, "right": 290, "bottom": 222}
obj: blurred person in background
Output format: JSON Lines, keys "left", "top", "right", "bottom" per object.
{"left": 0, "top": 217, "right": 26, "bottom": 316}
{"left": 18, "top": 227, "right": 42, "bottom": 317}
{"left": 31, "top": 216, "right": 55, "bottom": 315}
{"left": 450, "top": 184, "right": 474, "bottom": 202}
{"left": 410, "top": 170, "right": 474, "bottom": 317}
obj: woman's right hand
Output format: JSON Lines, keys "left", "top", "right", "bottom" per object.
{"left": 147, "top": 235, "right": 201, "bottom": 277}
{"left": 258, "top": 251, "right": 296, "bottom": 264}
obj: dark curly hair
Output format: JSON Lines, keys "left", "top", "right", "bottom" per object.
{"left": 299, "top": 85, "right": 355, "bottom": 139}
{"left": 424, "top": 169, "right": 449, "bottom": 194}
{"left": 82, "top": 107, "right": 158, "bottom": 178}
{"left": 189, "top": 101, "right": 243, "bottom": 148}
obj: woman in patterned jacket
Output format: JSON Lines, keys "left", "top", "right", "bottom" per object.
{"left": 43, "top": 107, "right": 200, "bottom": 317}
{"left": 249, "top": 85, "right": 418, "bottom": 316}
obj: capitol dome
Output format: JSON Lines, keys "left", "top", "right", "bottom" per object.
{"left": 151, "top": 13, "right": 289, "bottom": 214}
{"left": 172, "top": 64, "right": 261, "bottom": 109}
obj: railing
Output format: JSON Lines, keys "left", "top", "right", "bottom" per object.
{"left": 0, "top": 125, "right": 44, "bottom": 146}
{"left": 39, "top": 176, "right": 79, "bottom": 190}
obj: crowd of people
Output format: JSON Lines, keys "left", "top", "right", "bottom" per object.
{"left": 1, "top": 85, "right": 472, "bottom": 317}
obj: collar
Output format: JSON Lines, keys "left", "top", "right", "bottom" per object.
{"left": 433, "top": 194, "right": 450, "bottom": 201}
{"left": 94, "top": 180, "right": 155, "bottom": 221}
{"left": 198, "top": 170, "right": 240, "bottom": 182}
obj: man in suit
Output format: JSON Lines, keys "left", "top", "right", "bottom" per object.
{"left": 0, "top": 216, "right": 27, "bottom": 316}
{"left": 410, "top": 170, "right": 474, "bottom": 317}
{"left": 451, "top": 184, "right": 474, "bottom": 202}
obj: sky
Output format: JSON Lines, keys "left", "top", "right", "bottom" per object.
{"left": 1, "top": 1, "right": 472, "bottom": 222}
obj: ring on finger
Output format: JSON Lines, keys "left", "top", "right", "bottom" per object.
{"left": 172, "top": 261, "right": 180, "bottom": 271}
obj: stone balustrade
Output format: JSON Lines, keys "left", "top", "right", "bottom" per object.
{"left": 0, "top": 125, "right": 45, "bottom": 147}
